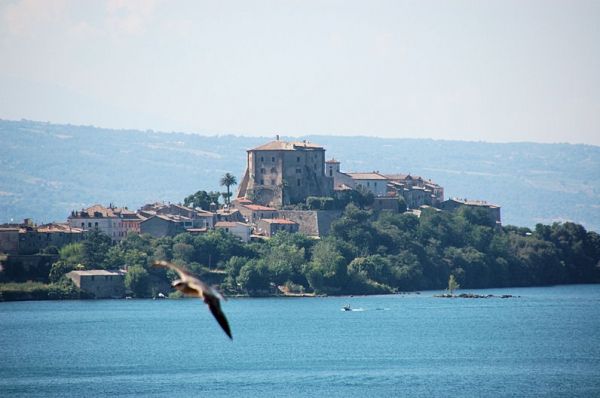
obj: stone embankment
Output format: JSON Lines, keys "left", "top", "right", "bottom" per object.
{"left": 435, "top": 293, "right": 518, "bottom": 299}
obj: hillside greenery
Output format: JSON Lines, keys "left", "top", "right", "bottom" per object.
{"left": 1, "top": 119, "right": 599, "bottom": 231}
{"left": 6, "top": 206, "right": 597, "bottom": 298}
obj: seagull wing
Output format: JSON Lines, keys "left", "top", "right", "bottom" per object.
{"left": 204, "top": 293, "right": 233, "bottom": 340}
{"left": 153, "top": 260, "right": 192, "bottom": 281}
{"left": 153, "top": 260, "right": 233, "bottom": 339}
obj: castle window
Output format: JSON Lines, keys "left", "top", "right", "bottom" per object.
{"left": 271, "top": 179, "right": 275, "bottom": 185}
{"left": 297, "top": 156, "right": 300, "bottom": 162}
{"left": 270, "top": 167, "right": 276, "bottom": 173}
{"left": 260, "top": 179, "right": 264, "bottom": 185}
{"left": 272, "top": 157, "right": 275, "bottom": 162}
{"left": 260, "top": 156, "right": 264, "bottom": 162}
{"left": 297, "top": 179, "right": 301, "bottom": 186}
{"left": 296, "top": 168, "right": 302, "bottom": 174}
{"left": 261, "top": 168, "right": 266, "bottom": 174}
{"left": 329, "top": 168, "right": 332, "bottom": 177}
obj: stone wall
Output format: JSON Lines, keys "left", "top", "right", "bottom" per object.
{"left": 278, "top": 210, "right": 342, "bottom": 237}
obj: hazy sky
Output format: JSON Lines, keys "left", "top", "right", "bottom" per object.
{"left": 1, "top": 0, "right": 599, "bottom": 144}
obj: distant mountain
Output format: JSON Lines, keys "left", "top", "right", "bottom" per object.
{"left": 1, "top": 119, "right": 599, "bottom": 231}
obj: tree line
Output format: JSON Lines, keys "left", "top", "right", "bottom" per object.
{"left": 35, "top": 204, "right": 600, "bottom": 298}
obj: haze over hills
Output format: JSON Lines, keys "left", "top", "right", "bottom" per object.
{"left": 1, "top": 119, "right": 599, "bottom": 231}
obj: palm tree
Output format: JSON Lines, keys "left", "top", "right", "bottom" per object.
{"left": 220, "top": 173, "right": 237, "bottom": 205}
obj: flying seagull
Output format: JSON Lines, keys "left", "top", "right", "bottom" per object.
{"left": 153, "top": 260, "right": 232, "bottom": 340}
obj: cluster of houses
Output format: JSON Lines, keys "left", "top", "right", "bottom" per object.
{"left": 0, "top": 138, "right": 501, "bottom": 298}
{"left": 1, "top": 137, "right": 502, "bottom": 256}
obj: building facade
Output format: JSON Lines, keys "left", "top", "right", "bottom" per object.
{"left": 325, "top": 159, "right": 389, "bottom": 197}
{"left": 440, "top": 198, "right": 501, "bottom": 225}
{"left": 237, "top": 139, "right": 334, "bottom": 207}
{"left": 256, "top": 218, "right": 300, "bottom": 237}
{"left": 215, "top": 221, "right": 252, "bottom": 242}
{"left": 237, "top": 204, "right": 278, "bottom": 224}
{"left": 67, "top": 270, "right": 126, "bottom": 298}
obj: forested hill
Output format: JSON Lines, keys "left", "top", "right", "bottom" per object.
{"left": 1, "top": 119, "right": 599, "bottom": 231}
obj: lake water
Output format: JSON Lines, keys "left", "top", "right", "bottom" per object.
{"left": 1, "top": 285, "right": 600, "bottom": 397}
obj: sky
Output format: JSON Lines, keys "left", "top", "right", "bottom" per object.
{"left": 1, "top": 0, "right": 599, "bottom": 145}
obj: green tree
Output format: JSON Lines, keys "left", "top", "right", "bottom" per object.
{"left": 82, "top": 229, "right": 112, "bottom": 268}
{"left": 183, "top": 190, "right": 219, "bottom": 210}
{"left": 237, "top": 260, "right": 270, "bottom": 294}
{"left": 305, "top": 238, "right": 348, "bottom": 294}
{"left": 220, "top": 172, "right": 238, "bottom": 205}
{"left": 353, "top": 185, "right": 375, "bottom": 209}
{"left": 48, "top": 260, "right": 74, "bottom": 283}
{"left": 124, "top": 265, "right": 151, "bottom": 297}
{"left": 447, "top": 274, "right": 460, "bottom": 295}
{"left": 397, "top": 196, "right": 407, "bottom": 213}
{"left": 59, "top": 243, "right": 85, "bottom": 267}
{"left": 173, "top": 242, "right": 195, "bottom": 263}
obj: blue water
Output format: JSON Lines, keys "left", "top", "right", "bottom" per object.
{"left": 1, "top": 285, "right": 600, "bottom": 397}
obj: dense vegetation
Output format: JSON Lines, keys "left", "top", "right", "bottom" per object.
{"left": 2, "top": 119, "right": 600, "bottom": 231}
{"left": 7, "top": 205, "right": 597, "bottom": 299}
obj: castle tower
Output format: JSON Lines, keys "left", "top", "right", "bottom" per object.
{"left": 236, "top": 139, "right": 333, "bottom": 207}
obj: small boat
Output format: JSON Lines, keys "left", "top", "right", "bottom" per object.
{"left": 342, "top": 304, "right": 352, "bottom": 311}
{"left": 153, "top": 292, "right": 166, "bottom": 300}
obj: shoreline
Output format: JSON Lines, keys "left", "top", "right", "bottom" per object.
{"left": 2, "top": 283, "right": 599, "bottom": 302}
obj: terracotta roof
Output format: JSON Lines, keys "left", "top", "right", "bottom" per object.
{"left": 215, "top": 221, "right": 249, "bottom": 228}
{"left": 37, "top": 223, "right": 84, "bottom": 233}
{"left": 250, "top": 140, "right": 324, "bottom": 151}
{"left": 194, "top": 210, "right": 215, "bottom": 217}
{"left": 147, "top": 214, "right": 193, "bottom": 222}
{"left": 243, "top": 204, "right": 277, "bottom": 211}
{"left": 217, "top": 209, "right": 240, "bottom": 215}
{"left": 385, "top": 173, "right": 410, "bottom": 180}
{"left": 448, "top": 198, "right": 499, "bottom": 208}
{"left": 260, "top": 218, "right": 298, "bottom": 225}
{"left": 346, "top": 172, "right": 388, "bottom": 180}
{"left": 334, "top": 183, "right": 354, "bottom": 191}
{"left": 69, "top": 270, "right": 125, "bottom": 276}
{"left": 70, "top": 204, "right": 117, "bottom": 219}
{"left": 385, "top": 173, "right": 427, "bottom": 181}
{"left": 185, "top": 227, "right": 208, "bottom": 233}
{"left": 325, "top": 158, "right": 340, "bottom": 163}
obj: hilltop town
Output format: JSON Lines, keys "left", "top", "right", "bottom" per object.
{"left": 1, "top": 137, "right": 500, "bottom": 252}
{"left": 3, "top": 137, "right": 561, "bottom": 301}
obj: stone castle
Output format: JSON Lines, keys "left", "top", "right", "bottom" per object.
{"left": 236, "top": 137, "right": 448, "bottom": 212}
{"left": 236, "top": 137, "right": 334, "bottom": 207}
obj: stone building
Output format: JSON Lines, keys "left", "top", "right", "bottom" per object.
{"left": 346, "top": 172, "right": 389, "bottom": 197}
{"left": 277, "top": 210, "right": 342, "bottom": 237}
{"left": 440, "top": 198, "right": 501, "bottom": 225}
{"left": 386, "top": 174, "right": 444, "bottom": 208}
{"left": 215, "top": 221, "right": 252, "bottom": 242}
{"left": 67, "top": 204, "right": 142, "bottom": 242}
{"left": 67, "top": 270, "right": 126, "bottom": 298}
{"left": 0, "top": 227, "right": 20, "bottom": 255}
{"left": 236, "top": 203, "right": 278, "bottom": 224}
{"left": 256, "top": 218, "right": 299, "bottom": 237}
{"left": 0, "top": 223, "right": 84, "bottom": 255}
{"left": 237, "top": 139, "right": 334, "bottom": 207}
{"left": 140, "top": 214, "right": 192, "bottom": 237}
{"left": 325, "top": 159, "right": 389, "bottom": 197}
